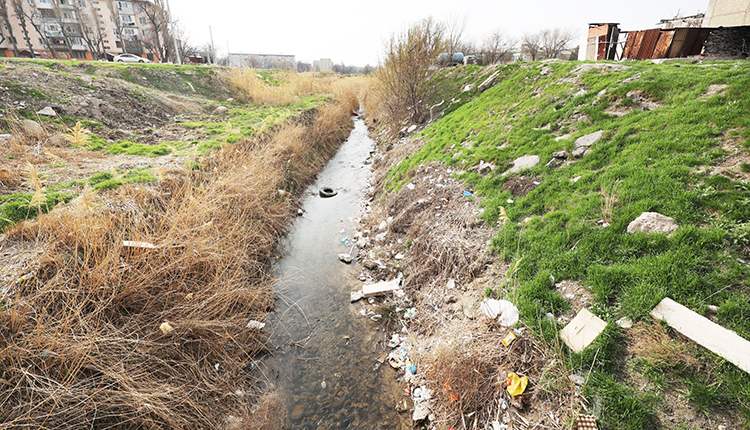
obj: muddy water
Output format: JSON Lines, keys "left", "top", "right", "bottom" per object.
{"left": 264, "top": 118, "right": 408, "bottom": 429}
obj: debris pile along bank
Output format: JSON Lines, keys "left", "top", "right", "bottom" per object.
{"left": 358, "top": 60, "right": 750, "bottom": 429}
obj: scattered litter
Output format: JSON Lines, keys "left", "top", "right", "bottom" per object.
{"left": 651, "top": 297, "right": 750, "bottom": 374}
{"left": 159, "top": 322, "right": 174, "bottom": 335}
{"left": 492, "top": 421, "right": 508, "bottom": 430}
{"left": 407, "top": 183, "right": 416, "bottom": 190}
{"left": 446, "top": 279, "right": 455, "bottom": 289}
{"left": 502, "top": 332, "right": 517, "bottom": 346}
{"left": 123, "top": 240, "right": 156, "bottom": 249}
{"left": 407, "top": 363, "right": 417, "bottom": 374}
{"left": 463, "top": 190, "right": 474, "bottom": 198}
{"left": 378, "top": 220, "right": 388, "bottom": 231}
{"left": 506, "top": 372, "right": 528, "bottom": 396}
{"left": 321, "top": 381, "right": 327, "bottom": 389}
{"left": 394, "top": 253, "right": 404, "bottom": 260}
{"left": 350, "top": 291, "right": 364, "bottom": 302}
{"left": 568, "top": 373, "right": 587, "bottom": 386}
{"left": 337, "top": 253, "right": 353, "bottom": 264}
{"left": 560, "top": 308, "right": 607, "bottom": 353}
{"left": 616, "top": 317, "right": 633, "bottom": 329}
{"left": 507, "top": 199, "right": 514, "bottom": 204}
{"left": 214, "top": 363, "right": 220, "bottom": 371}
{"left": 235, "top": 389, "right": 244, "bottom": 396}
{"left": 362, "top": 278, "right": 402, "bottom": 298}
{"left": 707, "top": 305, "right": 718, "bottom": 313}
{"left": 480, "top": 299, "right": 520, "bottom": 326}
{"left": 246, "top": 320, "right": 266, "bottom": 330}
{"left": 319, "top": 187, "right": 337, "bottom": 198}
{"left": 576, "top": 413, "right": 599, "bottom": 430}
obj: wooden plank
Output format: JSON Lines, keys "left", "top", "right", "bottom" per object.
{"left": 560, "top": 308, "right": 608, "bottom": 353}
{"left": 362, "top": 279, "right": 401, "bottom": 298}
{"left": 651, "top": 298, "right": 750, "bottom": 374}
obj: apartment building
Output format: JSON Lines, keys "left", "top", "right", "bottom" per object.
{"left": 0, "top": 0, "right": 167, "bottom": 61}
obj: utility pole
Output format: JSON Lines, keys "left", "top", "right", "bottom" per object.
{"left": 164, "top": 0, "right": 181, "bottom": 64}
{"left": 209, "top": 25, "right": 216, "bottom": 65}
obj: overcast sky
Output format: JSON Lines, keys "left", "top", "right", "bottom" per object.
{"left": 169, "top": 0, "right": 709, "bottom": 66}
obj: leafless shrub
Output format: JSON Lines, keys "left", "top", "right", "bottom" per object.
{"left": 374, "top": 17, "right": 447, "bottom": 129}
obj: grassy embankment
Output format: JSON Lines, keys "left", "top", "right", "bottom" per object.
{"left": 0, "top": 63, "right": 362, "bottom": 428}
{"left": 379, "top": 61, "right": 750, "bottom": 428}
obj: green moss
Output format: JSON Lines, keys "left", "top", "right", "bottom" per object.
{"left": 0, "top": 192, "right": 75, "bottom": 231}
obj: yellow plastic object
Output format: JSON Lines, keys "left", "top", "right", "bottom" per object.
{"left": 502, "top": 332, "right": 516, "bottom": 346}
{"left": 506, "top": 372, "right": 528, "bottom": 396}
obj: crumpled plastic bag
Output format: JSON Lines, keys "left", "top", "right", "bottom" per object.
{"left": 506, "top": 372, "right": 528, "bottom": 396}
{"left": 480, "top": 299, "right": 520, "bottom": 326}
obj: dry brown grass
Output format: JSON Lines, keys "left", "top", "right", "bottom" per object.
{"left": 0, "top": 78, "right": 361, "bottom": 428}
{"left": 223, "top": 68, "right": 365, "bottom": 107}
{"left": 421, "top": 333, "right": 545, "bottom": 427}
{"left": 629, "top": 321, "right": 699, "bottom": 369}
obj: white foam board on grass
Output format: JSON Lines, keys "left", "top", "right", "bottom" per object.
{"left": 651, "top": 297, "right": 750, "bottom": 374}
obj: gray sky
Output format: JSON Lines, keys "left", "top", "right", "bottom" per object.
{"left": 169, "top": 0, "right": 709, "bottom": 66}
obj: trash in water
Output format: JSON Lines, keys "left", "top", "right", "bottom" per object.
{"left": 463, "top": 190, "right": 474, "bottom": 198}
{"left": 502, "top": 332, "right": 516, "bottom": 347}
{"left": 506, "top": 372, "right": 528, "bottom": 396}
{"left": 480, "top": 299, "right": 520, "bottom": 326}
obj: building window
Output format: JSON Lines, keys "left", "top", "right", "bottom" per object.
{"left": 139, "top": 17, "right": 146, "bottom": 25}
{"left": 73, "top": 51, "right": 87, "bottom": 59}
{"left": 136, "top": 4, "right": 145, "bottom": 11}
{"left": 27, "top": 0, "right": 34, "bottom": 5}
{"left": 141, "top": 29, "right": 148, "bottom": 36}
{"left": 78, "top": 0, "right": 86, "bottom": 6}
{"left": 38, "top": 0, "right": 50, "bottom": 3}
{"left": 8, "top": 36, "right": 17, "bottom": 43}
{"left": 115, "top": 41, "right": 122, "bottom": 47}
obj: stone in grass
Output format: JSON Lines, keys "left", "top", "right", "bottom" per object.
{"left": 213, "top": 105, "right": 228, "bottom": 115}
{"left": 21, "top": 119, "right": 44, "bottom": 137}
{"left": 504, "top": 155, "right": 540, "bottom": 176}
{"left": 626, "top": 212, "right": 678, "bottom": 235}
{"left": 37, "top": 106, "right": 57, "bottom": 116}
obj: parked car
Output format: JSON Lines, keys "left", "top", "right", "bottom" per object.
{"left": 113, "top": 54, "right": 150, "bottom": 63}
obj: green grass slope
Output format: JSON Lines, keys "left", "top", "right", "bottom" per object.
{"left": 394, "top": 60, "right": 750, "bottom": 428}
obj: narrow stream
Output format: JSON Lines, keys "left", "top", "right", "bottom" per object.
{"left": 263, "top": 118, "right": 408, "bottom": 429}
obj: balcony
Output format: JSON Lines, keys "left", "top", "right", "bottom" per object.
{"left": 124, "top": 46, "right": 142, "bottom": 53}
{"left": 36, "top": 1, "right": 52, "bottom": 9}
{"left": 71, "top": 43, "right": 86, "bottom": 50}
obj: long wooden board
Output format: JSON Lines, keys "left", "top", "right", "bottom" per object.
{"left": 651, "top": 297, "right": 750, "bottom": 374}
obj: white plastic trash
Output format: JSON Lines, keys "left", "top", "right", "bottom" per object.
{"left": 480, "top": 299, "right": 519, "bottom": 326}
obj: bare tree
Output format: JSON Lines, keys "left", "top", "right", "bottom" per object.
{"left": 539, "top": 28, "right": 576, "bottom": 59}
{"left": 140, "top": 0, "right": 173, "bottom": 62}
{"left": 375, "top": 17, "right": 447, "bottom": 126}
{"left": 50, "top": 1, "right": 76, "bottom": 59}
{"left": 481, "top": 29, "right": 516, "bottom": 64}
{"left": 10, "top": 0, "right": 36, "bottom": 54}
{"left": 78, "top": 2, "right": 107, "bottom": 59}
{"left": 521, "top": 32, "right": 541, "bottom": 61}
{"left": 444, "top": 13, "right": 468, "bottom": 55}
{"left": 12, "top": 0, "right": 56, "bottom": 57}
{"left": 0, "top": 1, "right": 20, "bottom": 56}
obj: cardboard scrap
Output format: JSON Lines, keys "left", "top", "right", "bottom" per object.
{"left": 560, "top": 308, "right": 607, "bottom": 353}
{"left": 651, "top": 297, "right": 750, "bottom": 374}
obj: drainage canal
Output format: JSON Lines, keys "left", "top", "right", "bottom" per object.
{"left": 262, "top": 118, "right": 408, "bottom": 429}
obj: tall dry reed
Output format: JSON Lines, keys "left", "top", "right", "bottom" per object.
{"left": 0, "top": 78, "right": 361, "bottom": 429}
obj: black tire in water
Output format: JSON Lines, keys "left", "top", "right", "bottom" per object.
{"left": 319, "top": 187, "right": 337, "bottom": 198}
